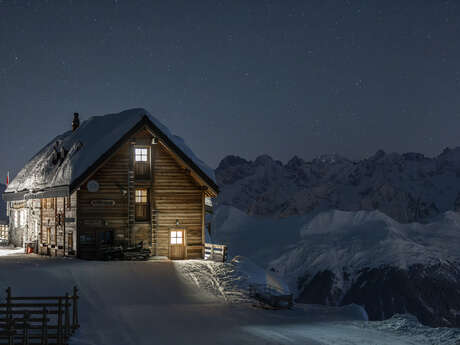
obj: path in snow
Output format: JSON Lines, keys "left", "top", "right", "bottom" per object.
{"left": 0, "top": 252, "right": 457, "bottom": 345}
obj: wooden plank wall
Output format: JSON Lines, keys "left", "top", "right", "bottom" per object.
{"left": 77, "top": 144, "right": 130, "bottom": 250}
{"left": 153, "top": 143, "right": 204, "bottom": 259}
{"left": 39, "top": 194, "right": 77, "bottom": 256}
{"left": 73, "top": 126, "right": 206, "bottom": 259}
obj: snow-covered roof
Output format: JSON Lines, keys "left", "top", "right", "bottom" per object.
{"left": 5, "top": 108, "right": 217, "bottom": 195}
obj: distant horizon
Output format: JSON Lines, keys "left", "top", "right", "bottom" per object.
{"left": 4, "top": 135, "right": 460, "bottom": 184}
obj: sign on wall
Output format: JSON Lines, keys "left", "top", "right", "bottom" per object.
{"left": 90, "top": 200, "right": 116, "bottom": 207}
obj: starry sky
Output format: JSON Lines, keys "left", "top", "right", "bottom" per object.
{"left": 1, "top": 0, "right": 460, "bottom": 182}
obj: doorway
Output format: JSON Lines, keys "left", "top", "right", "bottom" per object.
{"left": 169, "top": 229, "right": 185, "bottom": 260}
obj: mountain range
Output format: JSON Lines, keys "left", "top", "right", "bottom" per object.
{"left": 213, "top": 147, "right": 460, "bottom": 328}
{"left": 216, "top": 147, "right": 460, "bottom": 223}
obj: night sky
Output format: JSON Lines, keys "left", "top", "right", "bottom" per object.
{"left": 1, "top": 1, "right": 460, "bottom": 182}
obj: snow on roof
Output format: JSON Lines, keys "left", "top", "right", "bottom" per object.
{"left": 6, "top": 108, "right": 216, "bottom": 194}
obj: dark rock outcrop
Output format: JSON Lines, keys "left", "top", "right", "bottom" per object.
{"left": 296, "top": 263, "right": 460, "bottom": 328}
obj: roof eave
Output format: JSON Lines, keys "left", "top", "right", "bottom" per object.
{"left": 3, "top": 185, "right": 70, "bottom": 202}
{"left": 141, "top": 115, "right": 219, "bottom": 194}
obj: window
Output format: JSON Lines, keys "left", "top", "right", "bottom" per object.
{"left": 19, "top": 210, "right": 27, "bottom": 227}
{"left": 170, "top": 230, "right": 183, "bottom": 245}
{"left": 134, "top": 147, "right": 150, "bottom": 179}
{"left": 135, "top": 148, "right": 148, "bottom": 162}
{"left": 44, "top": 198, "right": 54, "bottom": 209}
{"left": 135, "top": 189, "right": 149, "bottom": 221}
{"left": 136, "top": 189, "right": 148, "bottom": 203}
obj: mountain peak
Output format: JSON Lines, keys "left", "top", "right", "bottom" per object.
{"left": 254, "top": 154, "right": 275, "bottom": 166}
{"left": 217, "top": 155, "right": 249, "bottom": 170}
{"left": 313, "top": 153, "right": 349, "bottom": 164}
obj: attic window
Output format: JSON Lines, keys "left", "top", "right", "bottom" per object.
{"left": 135, "top": 148, "right": 148, "bottom": 162}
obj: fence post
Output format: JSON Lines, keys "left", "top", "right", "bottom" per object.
{"left": 23, "top": 311, "right": 29, "bottom": 345}
{"left": 72, "top": 286, "right": 79, "bottom": 332}
{"left": 42, "top": 307, "right": 48, "bottom": 345}
{"left": 6, "top": 287, "right": 11, "bottom": 321}
{"left": 6, "top": 287, "right": 14, "bottom": 345}
{"left": 57, "top": 297, "right": 62, "bottom": 345}
{"left": 65, "top": 293, "right": 70, "bottom": 339}
{"left": 7, "top": 319, "right": 15, "bottom": 345}
{"left": 210, "top": 244, "right": 214, "bottom": 261}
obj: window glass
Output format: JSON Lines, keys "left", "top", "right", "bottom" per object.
{"left": 170, "top": 231, "right": 183, "bottom": 245}
{"left": 135, "top": 189, "right": 148, "bottom": 203}
{"left": 135, "top": 148, "right": 148, "bottom": 162}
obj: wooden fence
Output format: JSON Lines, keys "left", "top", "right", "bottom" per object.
{"left": 204, "top": 243, "right": 228, "bottom": 263}
{"left": 0, "top": 286, "right": 80, "bottom": 345}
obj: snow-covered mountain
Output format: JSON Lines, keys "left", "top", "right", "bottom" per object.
{"left": 211, "top": 206, "right": 460, "bottom": 328}
{"left": 216, "top": 148, "right": 460, "bottom": 223}
{"left": 213, "top": 147, "right": 460, "bottom": 328}
{"left": 271, "top": 210, "right": 460, "bottom": 328}
{"left": 0, "top": 183, "right": 6, "bottom": 221}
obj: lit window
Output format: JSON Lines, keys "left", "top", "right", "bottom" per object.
{"left": 135, "top": 189, "right": 148, "bottom": 203}
{"left": 135, "top": 148, "right": 148, "bottom": 162}
{"left": 170, "top": 230, "right": 183, "bottom": 245}
{"left": 135, "top": 189, "right": 149, "bottom": 221}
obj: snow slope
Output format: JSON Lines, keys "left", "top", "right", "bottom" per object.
{"left": 175, "top": 256, "right": 290, "bottom": 304}
{"left": 216, "top": 148, "right": 460, "bottom": 222}
{"left": 211, "top": 206, "right": 460, "bottom": 327}
{"left": 209, "top": 205, "right": 307, "bottom": 266}
{"left": 6, "top": 108, "right": 215, "bottom": 193}
{"left": 0, "top": 252, "right": 458, "bottom": 345}
{"left": 272, "top": 209, "right": 460, "bottom": 281}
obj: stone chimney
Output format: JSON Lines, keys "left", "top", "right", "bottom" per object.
{"left": 72, "top": 113, "right": 80, "bottom": 132}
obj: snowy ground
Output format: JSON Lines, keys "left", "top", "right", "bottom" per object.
{"left": 0, "top": 246, "right": 24, "bottom": 256}
{"left": 0, "top": 251, "right": 458, "bottom": 345}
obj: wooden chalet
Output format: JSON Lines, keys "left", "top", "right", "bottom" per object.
{"left": 3, "top": 109, "right": 218, "bottom": 260}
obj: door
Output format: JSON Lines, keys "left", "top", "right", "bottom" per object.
{"left": 169, "top": 230, "right": 185, "bottom": 260}
{"left": 78, "top": 228, "right": 97, "bottom": 259}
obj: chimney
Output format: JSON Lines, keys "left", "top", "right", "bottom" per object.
{"left": 72, "top": 113, "right": 80, "bottom": 132}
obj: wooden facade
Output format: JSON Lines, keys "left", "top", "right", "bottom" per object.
{"left": 4, "top": 115, "right": 218, "bottom": 260}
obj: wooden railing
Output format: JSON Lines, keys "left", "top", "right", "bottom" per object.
{"left": 0, "top": 286, "right": 80, "bottom": 345}
{"left": 204, "top": 243, "right": 228, "bottom": 263}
